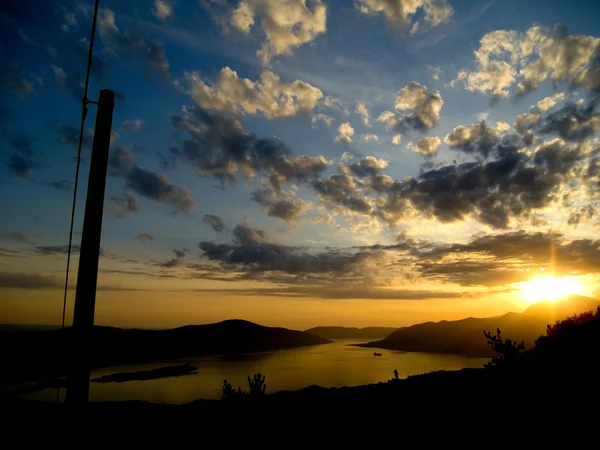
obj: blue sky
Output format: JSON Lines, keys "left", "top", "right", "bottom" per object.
{"left": 1, "top": 0, "right": 599, "bottom": 329}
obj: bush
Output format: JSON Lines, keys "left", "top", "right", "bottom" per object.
{"left": 221, "top": 373, "right": 267, "bottom": 400}
{"left": 483, "top": 328, "right": 525, "bottom": 369}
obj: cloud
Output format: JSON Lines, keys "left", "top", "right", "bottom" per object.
{"left": 137, "top": 233, "right": 154, "bottom": 243}
{"left": 538, "top": 102, "right": 600, "bottom": 142}
{"left": 220, "top": 0, "right": 327, "bottom": 63}
{"left": 355, "top": 100, "right": 370, "bottom": 127}
{"left": 119, "top": 119, "right": 145, "bottom": 133}
{"left": 335, "top": 122, "right": 355, "bottom": 144}
{"left": 203, "top": 214, "right": 226, "bottom": 233}
{"left": 322, "top": 96, "right": 349, "bottom": 116}
{"left": 312, "top": 113, "right": 334, "bottom": 127}
{"left": 251, "top": 186, "right": 311, "bottom": 222}
{"left": 408, "top": 136, "right": 441, "bottom": 156}
{"left": 199, "top": 223, "right": 386, "bottom": 286}
{"left": 377, "top": 82, "right": 443, "bottom": 133}
{"left": 106, "top": 192, "right": 140, "bottom": 218}
{"left": 443, "top": 121, "right": 503, "bottom": 156}
{"left": 514, "top": 112, "right": 542, "bottom": 134}
{"left": 452, "top": 25, "right": 600, "bottom": 98}
{"left": 184, "top": 67, "right": 322, "bottom": 119}
{"left": 343, "top": 156, "right": 388, "bottom": 177}
{"left": 35, "top": 245, "right": 80, "bottom": 255}
{"left": 0, "top": 272, "right": 65, "bottom": 289}
{"left": 108, "top": 145, "right": 134, "bottom": 175}
{"left": 356, "top": 0, "right": 453, "bottom": 31}
{"left": 169, "top": 105, "right": 330, "bottom": 186}
{"left": 126, "top": 166, "right": 195, "bottom": 214}
{"left": 0, "top": 63, "right": 33, "bottom": 98}
{"left": 157, "top": 248, "right": 187, "bottom": 268}
{"left": 98, "top": 8, "right": 170, "bottom": 81}
{"left": 153, "top": 0, "right": 174, "bottom": 21}
{"left": 5, "top": 231, "right": 32, "bottom": 244}
{"left": 7, "top": 153, "right": 40, "bottom": 179}
{"left": 44, "top": 180, "right": 73, "bottom": 193}
{"left": 51, "top": 65, "right": 83, "bottom": 101}
{"left": 54, "top": 124, "right": 93, "bottom": 151}
{"left": 537, "top": 93, "right": 566, "bottom": 112}
{"left": 361, "top": 134, "right": 379, "bottom": 143}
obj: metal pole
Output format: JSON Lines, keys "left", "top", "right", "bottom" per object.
{"left": 66, "top": 89, "right": 114, "bottom": 403}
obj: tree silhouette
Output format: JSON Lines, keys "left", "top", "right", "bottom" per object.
{"left": 483, "top": 328, "right": 525, "bottom": 368}
{"left": 221, "top": 373, "right": 267, "bottom": 400}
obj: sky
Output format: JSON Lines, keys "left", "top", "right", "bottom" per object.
{"left": 1, "top": 0, "right": 599, "bottom": 330}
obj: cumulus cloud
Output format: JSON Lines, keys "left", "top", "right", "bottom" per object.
{"left": 408, "top": 136, "right": 441, "bottom": 156}
{"left": 185, "top": 67, "right": 322, "bottom": 119}
{"left": 377, "top": 82, "right": 443, "bottom": 134}
{"left": 537, "top": 92, "right": 566, "bottom": 112}
{"left": 355, "top": 100, "right": 370, "bottom": 127}
{"left": 312, "top": 113, "right": 334, "bottom": 127}
{"left": 106, "top": 192, "right": 139, "bottom": 218}
{"left": 98, "top": 8, "right": 170, "bottom": 81}
{"left": 361, "top": 134, "right": 379, "bottom": 142}
{"left": 221, "top": 0, "right": 327, "bottom": 63}
{"left": 203, "top": 214, "right": 226, "bottom": 233}
{"left": 126, "top": 166, "right": 195, "bottom": 214}
{"left": 0, "top": 63, "right": 33, "bottom": 98}
{"left": 335, "top": 122, "right": 355, "bottom": 144}
{"left": 444, "top": 121, "right": 504, "bottom": 156}
{"left": 453, "top": 25, "right": 600, "bottom": 99}
{"left": 153, "top": 0, "right": 174, "bottom": 21}
{"left": 356, "top": 0, "right": 453, "bottom": 31}
{"left": 251, "top": 186, "right": 311, "bottom": 222}
{"left": 343, "top": 156, "right": 388, "bottom": 177}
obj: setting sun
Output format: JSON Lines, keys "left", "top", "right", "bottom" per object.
{"left": 519, "top": 276, "right": 584, "bottom": 304}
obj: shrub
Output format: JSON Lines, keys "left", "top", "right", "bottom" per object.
{"left": 483, "top": 328, "right": 525, "bottom": 369}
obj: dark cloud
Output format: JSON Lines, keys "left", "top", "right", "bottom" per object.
{"left": 203, "top": 214, "right": 225, "bottom": 233}
{"left": 199, "top": 223, "right": 385, "bottom": 286}
{"left": 105, "top": 192, "right": 139, "bottom": 218}
{"left": 312, "top": 174, "right": 372, "bottom": 215}
{"left": 35, "top": 245, "right": 80, "bottom": 255}
{"left": 344, "top": 156, "right": 388, "bottom": 178}
{"left": 156, "top": 248, "right": 186, "bottom": 268}
{"left": 7, "top": 132, "right": 37, "bottom": 153}
{"left": 251, "top": 187, "right": 310, "bottom": 222}
{"left": 44, "top": 180, "right": 73, "bottom": 193}
{"left": 98, "top": 8, "right": 170, "bottom": 81}
{"left": 137, "top": 233, "right": 153, "bottom": 243}
{"left": 108, "top": 145, "right": 134, "bottom": 175}
{"left": 0, "top": 272, "right": 64, "bottom": 289}
{"left": 444, "top": 121, "right": 502, "bottom": 157}
{"left": 7, "top": 153, "right": 40, "bottom": 179}
{"left": 538, "top": 102, "right": 600, "bottom": 141}
{"left": 51, "top": 65, "right": 83, "bottom": 101}
{"left": 54, "top": 124, "right": 93, "bottom": 151}
{"left": 0, "top": 63, "right": 33, "bottom": 98}
{"left": 126, "top": 166, "right": 195, "bottom": 213}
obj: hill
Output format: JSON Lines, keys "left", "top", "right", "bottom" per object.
{"left": 304, "top": 326, "right": 397, "bottom": 339}
{"left": 354, "top": 295, "right": 599, "bottom": 357}
{"left": 0, "top": 319, "right": 331, "bottom": 386}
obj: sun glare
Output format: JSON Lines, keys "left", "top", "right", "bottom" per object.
{"left": 519, "top": 276, "right": 584, "bottom": 304}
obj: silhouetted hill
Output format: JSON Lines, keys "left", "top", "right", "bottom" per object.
{"left": 0, "top": 319, "right": 330, "bottom": 386}
{"left": 304, "top": 326, "right": 397, "bottom": 339}
{"left": 354, "top": 295, "right": 599, "bottom": 356}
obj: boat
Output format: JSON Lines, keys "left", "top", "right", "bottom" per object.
{"left": 373, "top": 352, "right": 382, "bottom": 356}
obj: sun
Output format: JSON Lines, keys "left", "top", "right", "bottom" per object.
{"left": 518, "top": 276, "right": 584, "bottom": 304}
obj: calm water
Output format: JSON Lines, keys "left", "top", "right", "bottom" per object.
{"left": 27, "top": 340, "right": 488, "bottom": 404}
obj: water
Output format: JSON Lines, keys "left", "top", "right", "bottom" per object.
{"left": 27, "top": 340, "right": 488, "bottom": 404}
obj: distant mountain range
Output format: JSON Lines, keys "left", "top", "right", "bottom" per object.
{"left": 1, "top": 319, "right": 331, "bottom": 386}
{"left": 354, "top": 295, "right": 600, "bottom": 357}
{"left": 305, "top": 326, "right": 398, "bottom": 339}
